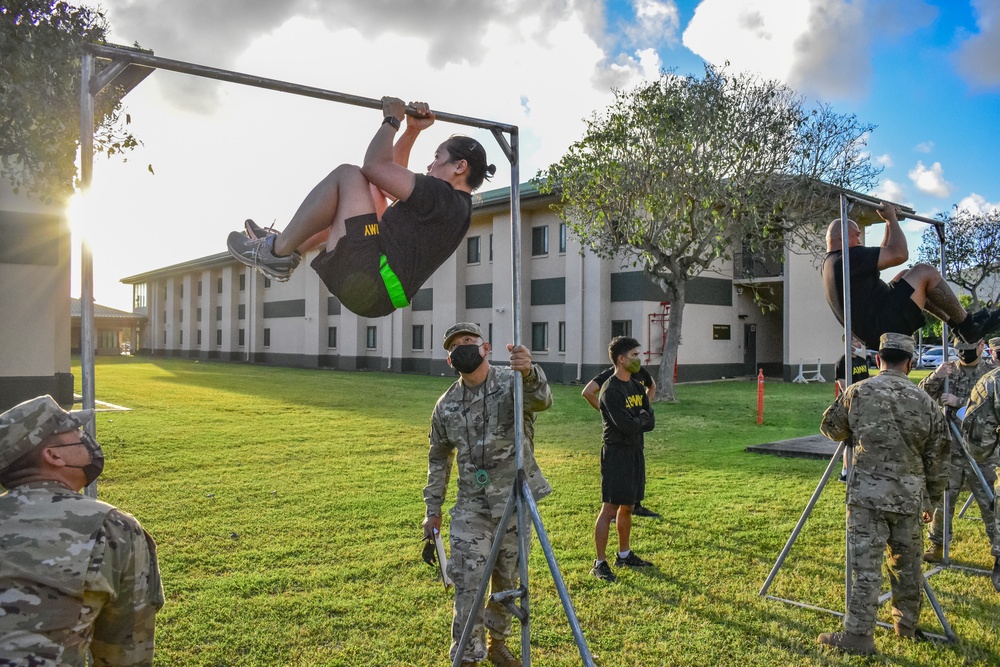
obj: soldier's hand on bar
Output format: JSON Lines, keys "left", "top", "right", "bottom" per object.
{"left": 922, "top": 511, "right": 932, "bottom": 524}
{"left": 422, "top": 514, "right": 442, "bottom": 538}
{"left": 381, "top": 95, "right": 406, "bottom": 122}
{"left": 941, "top": 392, "right": 962, "bottom": 408}
{"left": 877, "top": 201, "right": 899, "bottom": 224}
{"left": 405, "top": 101, "right": 435, "bottom": 131}
{"left": 507, "top": 344, "right": 533, "bottom": 377}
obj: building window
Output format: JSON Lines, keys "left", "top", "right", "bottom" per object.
{"left": 366, "top": 326, "right": 377, "bottom": 349}
{"left": 531, "top": 226, "right": 548, "bottom": 256}
{"left": 216, "top": 329, "right": 222, "bottom": 346}
{"left": 239, "top": 274, "right": 246, "bottom": 292}
{"left": 197, "top": 280, "right": 203, "bottom": 297}
{"left": 488, "top": 323, "right": 493, "bottom": 344}
{"left": 238, "top": 329, "right": 245, "bottom": 346}
{"left": 196, "top": 307, "right": 202, "bottom": 323}
{"left": 467, "top": 236, "right": 481, "bottom": 264}
{"left": 412, "top": 324, "right": 424, "bottom": 350}
{"left": 612, "top": 320, "right": 632, "bottom": 338}
{"left": 238, "top": 305, "right": 246, "bottom": 320}
{"left": 531, "top": 322, "right": 548, "bottom": 352}
{"left": 197, "top": 330, "right": 202, "bottom": 345}
{"left": 328, "top": 326, "right": 337, "bottom": 349}
{"left": 263, "top": 328, "right": 271, "bottom": 347}
{"left": 217, "top": 276, "right": 223, "bottom": 294}
{"left": 133, "top": 284, "right": 146, "bottom": 309}
{"left": 179, "top": 283, "right": 183, "bottom": 298}
{"left": 179, "top": 330, "right": 183, "bottom": 345}
{"left": 179, "top": 309, "right": 183, "bottom": 323}
{"left": 558, "top": 321, "right": 566, "bottom": 352}
{"left": 559, "top": 223, "right": 567, "bottom": 253}
{"left": 216, "top": 305, "right": 222, "bottom": 321}
{"left": 162, "top": 311, "right": 166, "bottom": 323}
{"left": 264, "top": 277, "right": 271, "bottom": 289}
{"left": 489, "top": 234, "right": 494, "bottom": 262}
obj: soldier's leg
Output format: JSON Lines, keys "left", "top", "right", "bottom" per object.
{"left": 844, "top": 505, "right": 890, "bottom": 637}
{"left": 968, "top": 457, "right": 997, "bottom": 545}
{"left": 484, "top": 513, "right": 520, "bottom": 642}
{"left": 926, "top": 451, "right": 965, "bottom": 551}
{"left": 885, "top": 512, "right": 924, "bottom": 635}
{"left": 448, "top": 502, "right": 494, "bottom": 664}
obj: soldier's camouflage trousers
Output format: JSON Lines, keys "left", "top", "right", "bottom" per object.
{"left": 845, "top": 505, "right": 922, "bottom": 637}
{"left": 927, "top": 450, "right": 998, "bottom": 550}
{"left": 447, "top": 498, "right": 523, "bottom": 664}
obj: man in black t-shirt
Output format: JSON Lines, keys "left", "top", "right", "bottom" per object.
{"left": 822, "top": 204, "right": 1000, "bottom": 349}
{"left": 834, "top": 337, "right": 871, "bottom": 482}
{"left": 590, "top": 337, "right": 657, "bottom": 582}
{"left": 582, "top": 360, "right": 659, "bottom": 518}
{"left": 227, "top": 97, "right": 496, "bottom": 318}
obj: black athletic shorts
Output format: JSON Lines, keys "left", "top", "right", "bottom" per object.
{"left": 601, "top": 444, "right": 644, "bottom": 506}
{"left": 857, "top": 278, "right": 925, "bottom": 349}
{"left": 311, "top": 213, "right": 395, "bottom": 318}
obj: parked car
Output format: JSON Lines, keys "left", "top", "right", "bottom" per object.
{"left": 919, "top": 346, "right": 958, "bottom": 367}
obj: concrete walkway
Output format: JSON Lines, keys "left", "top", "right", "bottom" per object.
{"left": 745, "top": 434, "right": 838, "bottom": 461}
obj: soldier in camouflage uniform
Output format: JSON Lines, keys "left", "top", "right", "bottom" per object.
{"left": 0, "top": 395, "right": 164, "bottom": 666}
{"left": 961, "top": 366, "right": 1000, "bottom": 591}
{"left": 918, "top": 338, "right": 996, "bottom": 561}
{"left": 817, "top": 334, "right": 949, "bottom": 655}
{"left": 423, "top": 323, "right": 552, "bottom": 667}
{"left": 987, "top": 336, "right": 1000, "bottom": 367}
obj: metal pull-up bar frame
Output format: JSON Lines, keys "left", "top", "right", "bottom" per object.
{"left": 78, "top": 43, "right": 592, "bottom": 666}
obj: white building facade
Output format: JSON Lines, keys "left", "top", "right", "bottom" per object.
{"left": 121, "top": 184, "right": 848, "bottom": 383}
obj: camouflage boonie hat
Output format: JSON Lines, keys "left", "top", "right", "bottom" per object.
{"left": 879, "top": 332, "right": 915, "bottom": 354}
{"left": 442, "top": 322, "right": 484, "bottom": 350}
{"left": 952, "top": 336, "right": 981, "bottom": 351}
{"left": 989, "top": 337, "right": 1000, "bottom": 350}
{"left": 0, "top": 395, "right": 93, "bottom": 472}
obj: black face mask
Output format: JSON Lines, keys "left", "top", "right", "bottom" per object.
{"left": 449, "top": 344, "right": 485, "bottom": 374}
{"left": 67, "top": 433, "right": 105, "bottom": 486}
{"left": 960, "top": 349, "right": 980, "bottom": 364}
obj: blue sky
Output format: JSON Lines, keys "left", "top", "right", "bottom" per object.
{"left": 77, "top": 0, "right": 1000, "bottom": 310}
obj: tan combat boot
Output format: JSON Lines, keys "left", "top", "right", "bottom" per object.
{"left": 817, "top": 631, "right": 876, "bottom": 655}
{"left": 894, "top": 621, "right": 916, "bottom": 639}
{"left": 487, "top": 637, "right": 522, "bottom": 667}
{"left": 923, "top": 543, "right": 943, "bottom": 563}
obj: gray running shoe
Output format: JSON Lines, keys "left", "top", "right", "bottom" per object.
{"left": 226, "top": 231, "right": 300, "bottom": 282}
{"left": 590, "top": 560, "right": 616, "bottom": 582}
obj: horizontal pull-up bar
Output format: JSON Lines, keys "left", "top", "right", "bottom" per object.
{"left": 84, "top": 44, "right": 517, "bottom": 135}
{"left": 840, "top": 191, "right": 943, "bottom": 228}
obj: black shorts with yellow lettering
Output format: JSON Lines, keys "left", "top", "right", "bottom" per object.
{"left": 601, "top": 443, "right": 644, "bottom": 506}
{"left": 310, "top": 213, "right": 395, "bottom": 318}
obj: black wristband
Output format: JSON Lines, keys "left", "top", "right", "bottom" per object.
{"left": 382, "top": 116, "right": 401, "bottom": 130}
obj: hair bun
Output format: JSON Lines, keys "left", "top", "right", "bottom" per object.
{"left": 486, "top": 164, "right": 497, "bottom": 177}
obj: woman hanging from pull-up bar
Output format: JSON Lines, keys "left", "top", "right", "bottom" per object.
{"left": 227, "top": 96, "right": 495, "bottom": 318}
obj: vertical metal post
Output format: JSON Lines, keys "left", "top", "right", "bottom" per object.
{"left": 839, "top": 194, "right": 853, "bottom": 608}
{"left": 79, "top": 52, "right": 97, "bottom": 498}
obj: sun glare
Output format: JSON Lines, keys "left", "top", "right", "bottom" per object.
{"left": 67, "top": 189, "right": 98, "bottom": 244}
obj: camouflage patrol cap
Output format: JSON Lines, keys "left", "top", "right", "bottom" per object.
{"left": 879, "top": 332, "right": 915, "bottom": 354}
{"left": 952, "top": 336, "right": 981, "bottom": 351}
{"left": 442, "top": 322, "right": 484, "bottom": 350}
{"left": 0, "top": 395, "right": 93, "bottom": 472}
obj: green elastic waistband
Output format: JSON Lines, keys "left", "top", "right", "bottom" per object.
{"left": 379, "top": 254, "right": 409, "bottom": 309}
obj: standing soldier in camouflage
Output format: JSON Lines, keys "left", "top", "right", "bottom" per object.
{"left": 960, "top": 366, "right": 1000, "bottom": 591}
{"left": 817, "top": 334, "right": 949, "bottom": 655}
{"left": 422, "top": 323, "right": 552, "bottom": 667}
{"left": 987, "top": 336, "right": 1000, "bottom": 367}
{"left": 0, "top": 395, "right": 164, "bottom": 666}
{"left": 918, "top": 337, "right": 996, "bottom": 562}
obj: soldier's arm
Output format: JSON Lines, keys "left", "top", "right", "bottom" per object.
{"left": 917, "top": 366, "right": 946, "bottom": 402}
{"left": 923, "top": 406, "right": 950, "bottom": 507}
{"left": 89, "top": 511, "right": 164, "bottom": 667}
{"left": 522, "top": 364, "right": 553, "bottom": 414}
{"left": 599, "top": 383, "right": 648, "bottom": 436}
{"left": 423, "top": 408, "right": 456, "bottom": 518}
{"left": 962, "top": 375, "right": 1000, "bottom": 462}
{"left": 819, "top": 393, "right": 851, "bottom": 442}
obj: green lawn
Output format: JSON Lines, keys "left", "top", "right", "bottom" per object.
{"left": 73, "top": 357, "right": 997, "bottom": 666}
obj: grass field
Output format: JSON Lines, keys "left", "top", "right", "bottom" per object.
{"left": 73, "top": 357, "right": 998, "bottom": 666}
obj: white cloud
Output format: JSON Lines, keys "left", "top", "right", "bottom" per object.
{"left": 957, "top": 192, "right": 1000, "bottom": 214}
{"left": 913, "top": 141, "right": 934, "bottom": 153}
{"left": 908, "top": 161, "right": 953, "bottom": 198}
{"left": 874, "top": 153, "right": 893, "bottom": 167}
{"left": 623, "top": 0, "right": 682, "bottom": 47}
{"left": 872, "top": 179, "right": 907, "bottom": 206}
{"left": 954, "top": 0, "right": 1000, "bottom": 89}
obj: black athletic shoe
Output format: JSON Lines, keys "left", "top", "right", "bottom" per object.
{"left": 956, "top": 308, "right": 1000, "bottom": 343}
{"left": 590, "top": 560, "right": 616, "bottom": 582}
{"left": 632, "top": 504, "right": 661, "bottom": 518}
{"left": 614, "top": 551, "right": 653, "bottom": 568}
